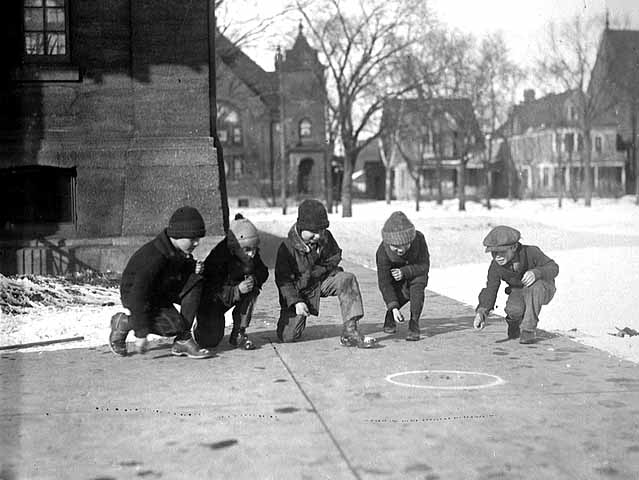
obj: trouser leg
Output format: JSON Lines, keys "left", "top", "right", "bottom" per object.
{"left": 277, "top": 309, "right": 307, "bottom": 343}
{"left": 232, "top": 292, "right": 258, "bottom": 331}
{"left": 193, "top": 298, "right": 226, "bottom": 348}
{"left": 406, "top": 280, "right": 425, "bottom": 333}
{"left": 320, "top": 271, "right": 364, "bottom": 323}
{"left": 521, "top": 280, "right": 556, "bottom": 332}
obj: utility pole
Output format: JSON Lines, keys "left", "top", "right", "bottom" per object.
{"left": 275, "top": 46, "right": 287, "bottom": 215}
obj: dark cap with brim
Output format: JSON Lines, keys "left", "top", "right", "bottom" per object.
{"left": 483, "top": 225, "right": 520, "bottom": 252}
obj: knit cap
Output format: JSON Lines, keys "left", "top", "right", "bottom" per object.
{"left": 229, "top": 213, "right": 259, "bottom": 248}
{"left": 167, "top": 206, "right": 206, "bottom": 238}
{"left": 381, "top": 211, "right": 416, "bottom": 246}
{"left": 297, "top": 199, "right": 329, "bottom": 232}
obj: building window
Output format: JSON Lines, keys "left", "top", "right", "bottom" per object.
{"left": 23, "top": 0, "right": 69, "bottom": 60}
{"left": 299, "top": 119, "right": 312, "bottom": 138}
{"left": 0, "top": 166, "right": 76, "bottom": 225}
{"left": 594, "top": 136, "right": 602, "bottom": 154}
{"left": 564, "top": 133, "right": 574, "bottom": 153}
{"left": 224, "top": 155, "right": 245, "bottom": 181}
{"left": 217, "top": 102, "right": 242, "bottom": 146}
{"left": 577, "top": 134, "right": 583, "bottom": 152}
{"left": 554, "top": 132, "right": 561, "bottom": 153}
{"left": 569, "top": 106, "right": 577, "bottom": 121}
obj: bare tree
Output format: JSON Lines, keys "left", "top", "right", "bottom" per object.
{"left": 535, "top": 13, "right": 611, "bottom": 207}
{"left": 296, "top": 0, "right": 429, "bottom": 217}
{"left": 473, "top": 33, "right": 524, "bottom": 209}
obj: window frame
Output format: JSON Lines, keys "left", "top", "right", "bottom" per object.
{"left": 22, "top": 0, "right": 71, "bottom": 64}
{"left": 299, "top": 118, "right": 312, "bottom": 139}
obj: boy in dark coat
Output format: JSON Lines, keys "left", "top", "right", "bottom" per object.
{"left": 376, "top": 211, "right": 430, "bottom": 341}
{"left": 275, "top": 199, "right": 376, "bottom": 348}
{"left": 473, "top": 225, "right": 559, "bottom": 344}
{"left": 108, "top": 206, "right": 212, "bottom": 358}
{"left": 195, "top": 214, "right": 269, "bottom": 350}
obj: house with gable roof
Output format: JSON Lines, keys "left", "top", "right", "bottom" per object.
{"left": 499, "top": 88, "right": 626, "bottom": 198}
{"left": 380, "top": 97, "right": 484, "bottom": 201}
{"left": 216, "top": 23, "right": 327, "bottom": 205}
{"left": 588, "top": 25, "right": 639, "bottom": 195}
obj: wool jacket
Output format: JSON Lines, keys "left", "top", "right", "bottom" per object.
{"left": 120, "top": 229, "right": 197, "bottom": 337}
{"left": 275, "top": 224, "right": 342, "bottom": 315}
{"left": 376, "top": 231, "right": 430, "bottom": 311}
{"left": 202, "top": 235, "right": 269, "bottom": 308}
{"left": 477, "top": 243, "right": 559, "bottom": 313}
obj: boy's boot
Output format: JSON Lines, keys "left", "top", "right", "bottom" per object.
{"left": 406, "top": 317, "right": 420, "bottom": 341}
{"left": 506, "top": 317, "right": 521, "bottom": 339}
{"left": 519, "top": 329, "right": 536, "bottom": 344}
{"left": 232, "top": 327, "right": 255, "bottom": 350}
{"left": 340, "top": 319, "right": 377, "bottom": 348}
{"left": 383, "top": 310, "right": 397, "bottom": 334}
{"left": 172, "top": 333, "right": 213, "bottom": 359}
{"left": 109, "top": 312, "right": 130, "bottom": 356}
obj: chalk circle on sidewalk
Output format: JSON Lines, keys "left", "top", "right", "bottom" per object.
{"left": 385, "top": 370, "right": 506, "bottom": 390}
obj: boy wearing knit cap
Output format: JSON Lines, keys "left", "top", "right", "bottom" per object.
{"left": 376, "top": 211, "right": 430, "bottom": 341}
{"left": 275, "top": 199, "right": 376, "bottom": 348}
{"left": 473, "top": 225, "right": 559, "bottom": 344}
{"left": 108, "top": 206, "right": 212, "bottom": 359}
{"left": 196, "top": 214, "right": 269, "bottom": 350}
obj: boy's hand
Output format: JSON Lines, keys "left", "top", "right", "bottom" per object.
{"left": 134, "top": 336, "right": 148, "bottom": 354}
{"left": 390, "top": 268, "right": 403, "bottom": 281}
{"left": 522, "top": 270, "right": 536, "bottom": 287}
{"left": 473, "top": 312, "right": 486, "bottom": 330}
{"left": 238, "top": 276, "right": 255, "bottom": 294}
{"left": 392, "top": 308, "right": 405, "bottom": 323}
{"left": 295, "top": 302, "right": 310, "bottom": 317}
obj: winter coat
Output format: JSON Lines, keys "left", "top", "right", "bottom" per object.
{"left": 120, "top": 229, "right": 197, "bottom": 337}
{"left": 275, "top": 224, "right": 343, "bottom": 315}
{"left": 376, "top": 231, "right": 430, "bottom": 311}
{"left": 477, "top": 243, "right": 559, "bottom": 312}
{"left": 201, "top": 235, "right": 269, "bottom": 308}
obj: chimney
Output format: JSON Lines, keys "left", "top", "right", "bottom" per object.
{"left": 523, "top": 89, "right": 535, "bottom": 103}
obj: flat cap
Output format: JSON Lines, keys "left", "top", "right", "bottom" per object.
{"left": 483, "top": 225, "right": 520, "bottom": 252}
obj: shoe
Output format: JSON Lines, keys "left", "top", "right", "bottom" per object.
{"left": 519, "top": 330, "right": 536, "bottom": 344}
{"left": 109, "top": 312, "right": 130, "bottom": 356}
{"left": 241, "top": 334, "right": 256, "bottom": 350}
{"left": 406, "top": 330, "right": 421, "bottom": 341}
{"left": 340, "top": 319, "right": 378, "bottom": 349}
{"left": 506, "top": 318, "right": 521, "bottom": 339}
{"left": 383, "top": 323, "right": 397, "bottom": 334}
{"left": 171, "top": 337, "right": 213, "bottom": 358}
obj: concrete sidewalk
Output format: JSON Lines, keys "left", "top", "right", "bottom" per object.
{"left": 1, "top": 260, "right": 639, "bottom": 479}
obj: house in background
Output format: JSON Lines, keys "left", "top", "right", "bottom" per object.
{"left": 216, "top": 24, "right": 327, "bottom": 206}
{"left": 381, "top": 98, "right": 484, "bottom": 201}
{"left": 588, "top": 26, "right": 639, "bottom": 195}
{"left": 501, "top": 88, "right": 626, "bottom": 199}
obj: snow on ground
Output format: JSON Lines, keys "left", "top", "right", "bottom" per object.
{"left": 2, "top": 196, "right": 639, "bottom": 363}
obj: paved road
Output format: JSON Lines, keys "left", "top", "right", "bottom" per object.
{"left": 2, "top": 261, "right": 638, "bottom": 479}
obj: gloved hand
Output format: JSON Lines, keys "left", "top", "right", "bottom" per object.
{"left": 295, "top": 302, "right": 310, "bottom": 317}
{"left": 473, "top": 312, "right": 486, "bottom": 330}
{"left": 392, "top": 308, "right": 405, "bottom": 323}
{"left": 134, "top": 336, "right": 148, "bottom": 354}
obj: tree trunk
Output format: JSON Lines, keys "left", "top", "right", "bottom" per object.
{"left": 385, "top": 166, "right": 393, "bottom": 204}
{"left": 485, "top": 137, "right": 493, "bottom": 210}
{"left": 325, "top": 145, "right": 333, "bottom": 214}
{"left": 584, "top": 129, "right": 593, "bottom": 207}
{"left": 632, "top": 110, "right": 638, "bottom": 205}
{"left": 414, "top": 175, "right": 420, "bottom": 212}
{"left": 458, "top": 161, "right": 466, "bottom": 211}
{"left": 341, "top": 150, "right": 355, "bottom": 217}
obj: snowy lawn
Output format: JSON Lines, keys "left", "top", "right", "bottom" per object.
{"left": 2, "top": 196, "right": 639, "bottom": 363}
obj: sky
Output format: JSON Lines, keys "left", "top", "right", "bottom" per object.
{"left": 234, "top": 0, "right": 639, "bottom": 75}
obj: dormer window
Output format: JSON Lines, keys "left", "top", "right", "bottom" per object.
{"left": 299, "top": 118, "right": 312, "bottom": 139}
